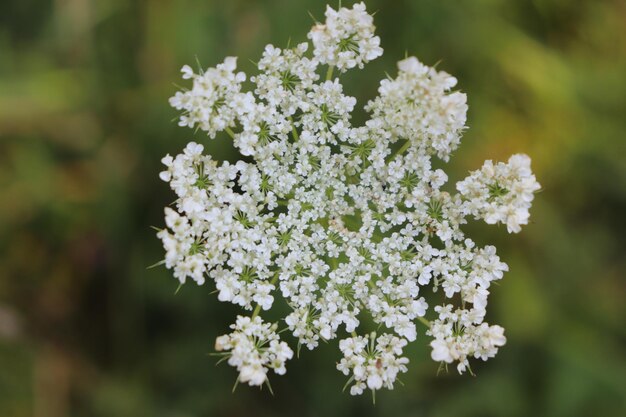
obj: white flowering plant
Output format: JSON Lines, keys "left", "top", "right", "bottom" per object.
{"left": 156, "top": 2, "right": 540, "bottom": 397}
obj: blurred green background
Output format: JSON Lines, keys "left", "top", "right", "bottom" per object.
{"left": 1, "top": 0, "right": 625, "bottom": 416}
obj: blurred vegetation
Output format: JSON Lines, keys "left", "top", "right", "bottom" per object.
{"left": 1, "top": 0, "right": 625, "bottom": 416}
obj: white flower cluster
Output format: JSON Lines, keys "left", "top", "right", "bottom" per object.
{"left": 308, "top": 2, "right": 382, "bottom": 71}
{"left": 457, "top": 154, "right": 541, "bottom": 233}
{"left": 365, "top": 56, "right": 468, "bottom": 161}
{"left": 429, "top": 306, "right": 507, "bottom": 374}
{"left": 337, "top": 333, "right": 409, "bottom": 395}
{"left": 158, "top": 2, "right": 540, "bottom": 395}
{"left": 169, "top": 57, "right": 251, "bottom": 138}
{"left": 215, "top": 316, "right": 293, "bottom": 386}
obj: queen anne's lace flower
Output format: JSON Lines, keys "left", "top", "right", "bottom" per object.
{"left": 168, "top": 57, "right": 252, "bottom": 138}
{"left": 457, "top": 154, "right": 541, "bottom": 233}
{"left": 365, "top": 56, "right": 468, "bottom": 161}
{"left": 428, "top": 306, "right": 507, "bottom": 374}
{"left": 308, "top": 2, "right": 382, "bottom": 72}
{"left": 215, "top": 316, "right": 293, "bottom": 386}
{"left": 158, "top": 2, "right": 540, "bottom": 395}
{"left": 337, "top": 333, "right": 409, "bottom": 395}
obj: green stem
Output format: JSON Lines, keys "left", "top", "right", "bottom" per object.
{"left": 418, "top": 316, "right": 431, "bottom": 328}
{"left": 251, "top": 303, "right": 263, "bottom": 319}
{"left": 288, "top": 116, "right": 299, "bottom": 141}
{"left": 225, "top": 126, "right": 236, "bottom": 139}
{"left": 329, "top": 256, "right": 338, "bottom": 270}
{"left": 325, "top": 65, "right": 334, "bottom": 81}
{"left": 351, "top": 331, "right": 358, "bottom": 338}
{"left": 388, "top": 139, "right": 412, "bottom": 162}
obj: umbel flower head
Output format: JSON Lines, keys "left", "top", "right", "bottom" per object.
{"left": 157, "top": 2, "right": 540, "bottom": 396}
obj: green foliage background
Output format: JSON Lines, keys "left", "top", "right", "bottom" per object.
{"left": 1, "top": 0, "right": 625, "bottom": 416}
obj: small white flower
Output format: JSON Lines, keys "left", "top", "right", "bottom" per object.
{"left": 180, "top": 64, "right": 194, "bottom": 79}
{"left": 430, "top": 339, "right": 453, "bottom": 363}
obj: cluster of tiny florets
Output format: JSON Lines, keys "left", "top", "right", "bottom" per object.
{"left": 456, "top": 154, "right": 541, "bottom": 233}
{"left": 169, "top": 57, "right": 250, "bottom": 138}
{"left": 215, "top": 316, "right": 294, "bottom": 386}
{"left": 308, "top": 3, "right": 382, "bottom": 71}
{"left": 338, "top": 332, "right": 409, "bottom": 395}
{"left": 158, "top": 2, "right": 540, "bottom": 395}
{"left": 365, "top": 56, "right": 468, "bottom": 161}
